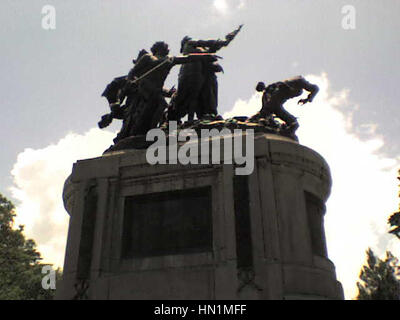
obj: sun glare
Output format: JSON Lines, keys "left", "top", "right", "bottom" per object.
{"left": 213, "top": 0, "right": 229, "bottom": 14}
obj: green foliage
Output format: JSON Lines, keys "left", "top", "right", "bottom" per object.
{"left": 388, "top": 211, "right": 400, "bottom": 240}
{"left": 356, "top": 248, "right": 400, "bottom": 300}
{"left": 0, "top": 193, "right": 61, "bottom": 300}
{"left": 388, "top": 169, "right": 400, "bottom": 240}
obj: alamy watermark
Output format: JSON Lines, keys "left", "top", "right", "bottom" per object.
{"left": 146, "top": 121, "right": 255, "bottom": 175}
{"left": 341, "top": 5, "right": 356, "bottom": 30}
{"left": 41, "top": 265, "right": 56, "bottom": 290}
{"left": 41, "top": 5, "right": 56, "bottom": 30}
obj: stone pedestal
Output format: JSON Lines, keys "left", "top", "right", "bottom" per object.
{"left": 56, "top": 133, "right": 343, "bottom": 300}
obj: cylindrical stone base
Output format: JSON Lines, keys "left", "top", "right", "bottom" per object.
{"left": 56, "top": 133, "right": 343, "bottom": 300}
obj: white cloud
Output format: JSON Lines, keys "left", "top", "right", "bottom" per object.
{"left": 224, "top": 73, "right": 400, "bottom": 299}
{"left": 295, "top": 74, "right": 400, "bottom": 299}
{"left": 213, "top": 0, "right": 229, "bottom": 14}
{"left": 10, "top": 128, "right": 115, "bottom": 268}
{"left": 212, "top": 0, "right": 246, "bottom": 15}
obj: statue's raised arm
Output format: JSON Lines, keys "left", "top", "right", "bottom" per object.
{"left": 183, "top": 24, "right": 243, "bottom": 53}
{"left": 225, "top": 24, "right": 243, "bottom": 45}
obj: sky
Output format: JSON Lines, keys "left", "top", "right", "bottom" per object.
{"left": 1, "top": 0, "right": 400, "bottom": 299}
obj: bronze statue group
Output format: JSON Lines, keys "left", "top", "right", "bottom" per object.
{"left": 99, "top": 25, "right": 319, "bottom": 147}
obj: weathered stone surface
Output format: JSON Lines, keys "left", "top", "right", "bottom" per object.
{"left": 56, "top": 133, "right": 343, "bottom": 300}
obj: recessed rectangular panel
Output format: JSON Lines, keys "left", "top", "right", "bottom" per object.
{"left": 122, "top": 187, "right": 212, "bottom": 258}
{"left": 305, "top": 191, "right": 327, "bottom": 257}
{"left": 233, "top": 175, "right": 253, "bottom": 269}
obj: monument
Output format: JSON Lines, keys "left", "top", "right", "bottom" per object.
{"left": 55, "top": 26, "right": 344, "bottom": 300}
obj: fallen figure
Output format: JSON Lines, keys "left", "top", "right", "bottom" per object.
{"left": 248, "top": 75, "right": 319, "bottom": 135}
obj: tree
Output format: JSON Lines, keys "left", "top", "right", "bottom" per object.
{"left": 388, "top": 169, "right": 400, "bottom": 240}
{"left": 356, "top": 248, "right": 400, "bottom": 300}
{"left": 388, "top": 211, "right": 400, "bottom": 240}
{"left": 356, "top": 169, "right": 400, "bottom": 300}
{"left": 0, "top": 193, "right": 60, "bottom": 299}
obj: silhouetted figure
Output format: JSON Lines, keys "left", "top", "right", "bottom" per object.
{"left": 175, "top": 25, "right": 243, "bottom": 122}
{"left": 99, "top": 50, "right": 152, "bottom": 143}
{"left": 126, "top": 41, "right": 218, "bottom": 135}
{"left": 99, "top": 75, "right": 129, "bottom": 129}
{"left": 250, "top": 76, "right": 319, "bottom": 133}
